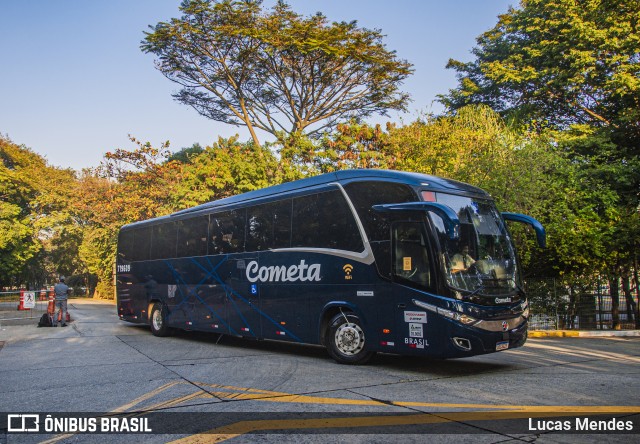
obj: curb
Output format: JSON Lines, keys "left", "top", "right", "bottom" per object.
{"left": 528, "top": 330, "right": 640, "bottom": 338}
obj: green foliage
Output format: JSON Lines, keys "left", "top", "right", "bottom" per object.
{"left": 385, "top": 106, "right": 518, "bottom": 182}
{"left": 4, "top": 0, "right": 637, "bottom": 299}
{"left": 441, "top": 0, "right": 640, "bottom": 133}
{"left": 171, "top": 136, "right": 284, "bottom": 208}
{"left": 142, "top": 0, "right": 412, "bottom": 147}
{"left": 440, "top": 0, "right": 640, "bottom": 286}
{"left": 74, "top": 137, "right": 182, "bottom": 297}
{"left": 314, "top": 122, "right": 390, "bottom": 173}
{"left": 168, "top": 143, "right": 205, "bottom": 164}
{"left": 73, "top": 135, "right": 289, "bottom": 297}
{"left": 0, "top": 136, "right": 81, "bottom": 288}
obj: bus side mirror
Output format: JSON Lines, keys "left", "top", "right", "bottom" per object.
{"left": 501, "top": 212, "right": 546, "bottom": 248}
{"left": 372, "top": 202, "right": 460, "bottom": 240}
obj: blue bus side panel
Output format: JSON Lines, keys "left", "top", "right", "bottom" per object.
{"left": 117, "top": 254, "right": 528, "bottom": 359}
{"left": 119, "top": 252, "right": 386, "bottom": 348}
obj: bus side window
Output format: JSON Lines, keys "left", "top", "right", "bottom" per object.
{"left": 118, "top": 230, "right": 135, "bottom": 262}
{"left": 344, "top": 181, "right": 416, "bottom": 242}
{"left": 247, "top": 205, "right": 270, "bottom": 251}
{"left": 177, "top": 215, "right": 209, "bottom": 257}
{"left": 210, "top": 209, "right": 246, "bottom": 254}
{"left": 151, "top": 222, "right": 177, "bottom": 259}
{"left": 246, "top": 200, "right": 292, "bottom": 252}
{"left": 272, "top": 200, "right": 292, "bottom": 249}
{"left": 392, "top": 222, "right": 431, "bottom": 289}
{"left": 292, "top": 190, "right": 363, "bottom": 252}
{"left": 132, "top": 227, "right": 152, "bottom": 262}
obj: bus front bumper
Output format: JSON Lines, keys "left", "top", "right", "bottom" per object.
{"left": 446, "top": 317, "right": 528, "bottom": 358}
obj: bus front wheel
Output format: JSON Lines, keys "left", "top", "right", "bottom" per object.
{"left": 326, "top": 312, "right": 374, "bottom": 365}
{"left": 150, "top": 303, "right": 173, "bottom": 337}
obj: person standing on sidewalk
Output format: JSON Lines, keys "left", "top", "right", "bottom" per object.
{"left": 53, "top": 276, "right": 70, "bottom": 327}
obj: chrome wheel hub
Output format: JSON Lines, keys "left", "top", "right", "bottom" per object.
{"left": 152, "top": 310, "right": 163, "bottom": 331}
{"left": 335, "top": 322, "right": 365, "bottom": 355}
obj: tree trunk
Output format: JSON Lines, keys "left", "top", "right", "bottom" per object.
{"left": 567, "top": 285, "right": 577, "bottom": 329}
{"left": 609, "top": 276, "right": 620, "bottom": 330}
{"left": 622, "top": 272, "right": 637, "bottom": 329}
{"left": 634, "top": 255, "right": 640, "bottom": 329}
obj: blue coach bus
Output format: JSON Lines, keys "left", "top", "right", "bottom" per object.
{"left": 116, "top": 169, "right": 545, "bottom": 364}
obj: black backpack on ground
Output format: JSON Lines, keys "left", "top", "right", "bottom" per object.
{"left": 37, "top": 313, "right": 53, "bottom": 327}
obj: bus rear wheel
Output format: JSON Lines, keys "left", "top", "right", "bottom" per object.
{"left": 326, "top": 312, "right": 374, "bottom": 365}
{"left": 150, "top": 303, "right": 173, "bottom": 337}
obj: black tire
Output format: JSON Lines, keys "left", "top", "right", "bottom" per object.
{"left": 149, "top": 303, "right": 173, "bottom": 337}
{"left": 326, "top": 312, "right": 374, "bottom": 365}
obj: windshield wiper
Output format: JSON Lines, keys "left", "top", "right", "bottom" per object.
{"left": 510, "top": 278, "right": 526, "bottom": 297}
{"left": 465, "top": 284, "right": 486, "bottom": 298}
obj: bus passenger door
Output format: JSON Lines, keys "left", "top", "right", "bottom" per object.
{"left": 392, "top": 221, "right": 433, "bottom": 352}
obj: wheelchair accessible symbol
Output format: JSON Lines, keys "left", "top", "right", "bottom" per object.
{"left": 250, "top": 284, "right": 258, "bottom": 295}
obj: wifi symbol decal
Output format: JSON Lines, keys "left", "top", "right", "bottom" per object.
{"left": 343, "top": 264, "right": 353, "bottom": 280}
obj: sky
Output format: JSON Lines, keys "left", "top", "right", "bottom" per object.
{"left": 0, "top": 0, "right": 514, "bottom": 171}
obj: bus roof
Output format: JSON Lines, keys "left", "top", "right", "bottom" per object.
{"left": 122, "top": 169, "right": 489, "bottom": 229}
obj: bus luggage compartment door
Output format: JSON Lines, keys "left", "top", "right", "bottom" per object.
{"left": 226, "top": 258, "right": 262, "bottom": 338}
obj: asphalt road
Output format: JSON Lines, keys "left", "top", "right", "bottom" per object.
{"left": 0, "top": 299, "right": 638, "bottom": 443}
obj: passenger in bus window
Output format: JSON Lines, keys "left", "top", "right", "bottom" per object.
{"left": 451, "top": 244, "right": 475, "bottom": 272}
{"left": 212, "top": 233, "right": 234, "bottom": 254}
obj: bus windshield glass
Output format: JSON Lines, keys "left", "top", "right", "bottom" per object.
{"left": 428, "top": 193, "right": 519, "bottom": 296}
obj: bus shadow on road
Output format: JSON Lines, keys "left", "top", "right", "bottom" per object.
{"left": 165, "top": 329, "right": 512, "bottom": 376}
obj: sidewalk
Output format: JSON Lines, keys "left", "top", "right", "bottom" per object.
{"left": 528, "top": 329, "right": 640, "bottom": 337}
{"left": 0, "top": 297, "right": 115, "bottom": 327}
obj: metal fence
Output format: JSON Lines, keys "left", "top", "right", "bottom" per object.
{"left": 0, "top": 289, "right": 90, "bottom": 326}
{"left": 0, "top": 290, "right": 50, "bottom": 325}
{"left": 525, "top": 277, "right": 640, "bottom": 330}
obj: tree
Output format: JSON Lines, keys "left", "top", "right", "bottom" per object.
{"left": 314, "top": 121, "right": 390, "bottom": 173}
{"left": 171, "top": 136, "right": 284, "bottom": 208}
{"left": 440, "top": 0, "right": 640, "bottom": 321}
{"left": 74, "top": 135, "right": 287, "bottom": 298}
{"left": 440, "top": 0, "right": 639, "bottom": 202}
{"left": 0, "top": 138, "right": 39, "bottom": 287}
{"left": 142, "top": 0, "right": 413, "bottom": 147}
{"left": 0, "top": 136, "right": 81, "bottom": 288}
{"left": 168, "top": 143, "right": 205, "bottom": 164}
{"left": 441, "top": 0, "right": 640, "bottom": 135}
{"left": 74, "top": 137, "right": 181, "bottom": 297}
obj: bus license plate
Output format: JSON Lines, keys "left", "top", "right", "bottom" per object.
{"left": 496, "top": 341, "right": 509, "bottom": 351}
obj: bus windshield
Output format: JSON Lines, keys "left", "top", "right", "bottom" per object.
{"left": 428, "top": 193, "right": 520, "bottom": 296}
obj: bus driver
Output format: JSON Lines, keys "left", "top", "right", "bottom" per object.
{"left": 451, "top": 244, "right": 475, "bottom": 272}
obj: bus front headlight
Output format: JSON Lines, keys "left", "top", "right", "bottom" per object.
{"left": 456, "top": 313, "right": 478, "bottom": 325}
{"left": 413, "top": 299, "right": 477, "bottom": 326}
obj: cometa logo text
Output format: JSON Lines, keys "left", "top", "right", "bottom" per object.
{"left": 246, "top": 260, "right": 321, "bottom": 283}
